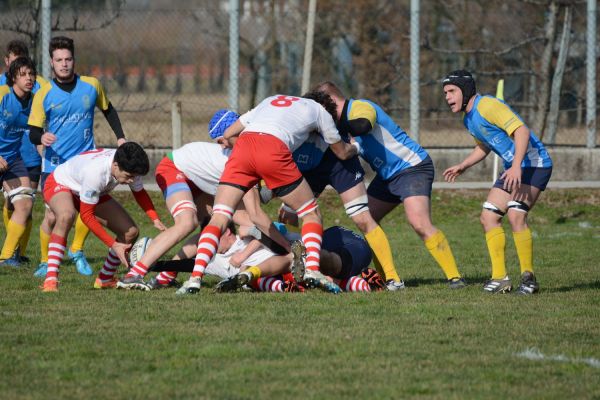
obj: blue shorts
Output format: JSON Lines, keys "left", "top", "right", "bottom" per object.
{"left": 0, "top": 158, "right": 28, "bottom": 187}
{"left": 493, "top": 167, "right": 553, "bottom": 192}
{"left": 367, "top": 156, "right": 434, "bottom": 203}
{"left": 322, "top": 226, "right": 372, "bottom": 280}
{"left": 302, "top": 149, "right": 364, "bottom": 196}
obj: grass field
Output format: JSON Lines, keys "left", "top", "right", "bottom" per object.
{"left": 1, "top": 188, "right": 599, "bottom": 399}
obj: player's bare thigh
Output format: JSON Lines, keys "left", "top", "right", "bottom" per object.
{"left": 95, "top": 197, "right": 138, "bottom": 243}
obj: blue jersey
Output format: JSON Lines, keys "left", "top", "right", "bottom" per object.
{"left": 1, "top": 73, "right": 46, "bottom": 167}
{"left": 345, "top": 99, "right": 429, "bottom": 180}
{"left": 0, "top": 85, "right": 31, "bottom": 164}
{"left": 322, "top": 226, "right": 372, "bottom": 279}
{"left": 28, "top": 75, "right": 110, "bottom": 173}
{"left": 464, "top": 95, "right": 552, "bottom": 169}
{"left": 292, "top": 132, "right": 329, "bottom": 172}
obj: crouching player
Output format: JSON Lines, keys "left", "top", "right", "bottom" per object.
{"left": 40, "top": 143, "right": 165, "bottom": 292}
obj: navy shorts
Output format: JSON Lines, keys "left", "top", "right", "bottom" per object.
{"left": 493, "top": 166, "right": 553, "bottom": 192}
{"left": 302, "top": 149, "right": 364, "bottom": 196}
{"left": 0, "top": 158, "right": 29, "bottom": 187}
{"left": 40, "top": 172, "right": 51, "bottom": 192}
{"left": 367, "top": 156, "right": 434, "bottom": 203}
{"left": 322, "top": 226, "right": 372, "bottom": 280}
{"left": 27, "top": 165, "right": 41, "bottom": 184}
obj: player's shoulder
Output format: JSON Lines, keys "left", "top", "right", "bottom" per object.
{"left": 349, "top": 98, "right": 376, "bottom": 119}
{"left": 476, "top": 95, "right": 507, "bottom": 115}
{"left": 0, "top": 84, "right": 10, "bottom": 100}
{"left": 79, "top": 75, "right": 102, "bottom": 89}
{"left": 36, "top": 75, "right": 49, "bottom": 86}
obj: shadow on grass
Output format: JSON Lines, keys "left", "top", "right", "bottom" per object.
{"left": 545, "top": 280, "right": 600, "bottom": 293}
{"left": 404, "top": 274, "right": 489, "bottom": 287}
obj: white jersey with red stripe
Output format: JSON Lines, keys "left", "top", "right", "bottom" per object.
{"left": 205, "top": 236, "right": 275, "bottom": 279}
{"left": 171, "top": 142, "right": 231, "bottom": 196}
{"left": 238, "top": 94, "right": 342, "bottom": 152}
{"left": 52, "top": 148, "right": 143, "bottom": 204}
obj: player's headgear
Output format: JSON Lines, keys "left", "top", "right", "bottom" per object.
{"left": 208, "top": 109, "right": 239, "bottom": 139}
{"left": 442, "top": 70, "right": 476, "bottom": 111}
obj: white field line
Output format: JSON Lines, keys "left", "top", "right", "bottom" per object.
{"left": 516, "top": 348, "right": 600, "bottom": 369}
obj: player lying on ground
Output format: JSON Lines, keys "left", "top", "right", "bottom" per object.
{"left": 39, "top": 143, "right": 165, "bottom": 292}
{"left": 0, "top": 57, "right": 37, "bottom": 266}
{"left": 442, "top": 70, "right": 552, "bottom": 295}
{"left": 176, "top": 93, "right": 358, "bottom": 295}
{"left": 116, "top": 110, "right": 291, "bottom": 291}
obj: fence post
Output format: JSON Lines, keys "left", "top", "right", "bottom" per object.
{"left": 171, "top": 101, "right": 182, "bottom": 150}
{"left": 586, "top": 0, "right": 597, "bottom": 148}
{"left": 229, "top": 0, "right": 239, "bottom": 112}
{"left": 41, "top": 0, "right": 51, "bottom": 80}
{"left": 409, "top": 0, "right": 420, "bottom": 142}
{"left": 301, "top": 0, "right": 317, "bottom": 94}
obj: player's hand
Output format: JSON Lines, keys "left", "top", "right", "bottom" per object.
{"left": 41, "top": 132, "right": 56, "bottom": 146}
{"left": 153, "top": 219, "right": 167, "bottom": 232}
{"left": 229, "top": 251, "right": 244, "bottom": 268}
{"left": 500, "top": 165, "right": 522, "bottom": 192}
{"left": 0, "top": 156, "right": 8, "bottom": 173}
{"left": 117, "top": 138, "right": 128, "bottom": 147}
{"left": 217, "top": 136, "right": 234, "bottom": 149}
{"left": 443, "top": 164, "right": 465, "bottom": 183}
{"left": 111, "top": 241, "right": 132, "bottom": 267}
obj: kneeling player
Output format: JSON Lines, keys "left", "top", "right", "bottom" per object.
{"left": 40, "top": 143, "right": 165, "bottom": 292}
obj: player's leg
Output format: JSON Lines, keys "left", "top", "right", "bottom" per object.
{"left": 124, "top": 165, "right": 200, "bottom": 282}
{"left": 0, "top": 174, "right": 34, "bottom": 265}
{"left": 34, "top": 173, "right": 54, "bottom": 277}
{"left": 68, "top": 214, "right": 92, "bottom": 275}
{"left": 340, "top": 183, "right": 401, "bottom": 283}
{"left": 95, "top": 197, "right": 140, "bottom": 289}
{"left": 506, "top": 166, "right": 551, "bottom": 295}
{"left": 177, "top": 184, "right": 245, "bottom": 295}
{"left": 403, "top": 195, "right": 463, "bottom": 286}
{"left": 17, "top": 165, "right": 41, "bottom": 261}
{"left": 480, "top": 187, "right": 512, "bottom": 293}
{"left": 42, "top": 187, "right": 78, "bottom": 292}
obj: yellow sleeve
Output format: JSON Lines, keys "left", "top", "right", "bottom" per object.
{"left": 80, "top": 76, "right": 110, "bottom": 111}
{"left": 477, "top": 97, "right": 524, "bottom": 135}
{"left": 348, "top": 99, "right": 376, "bottom": 127}
{"left": 28, "top": 84, "right": 51, "bottom": 128}
{"left": 35, "top": 76, "right": 48, "bottom": 86}
{"left": 0, "top": 85, "right": 9, "bottom": 100}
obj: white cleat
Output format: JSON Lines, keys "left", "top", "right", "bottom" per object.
{"left": 176, "top": 277, "right": 202, "bottom": 295}
{"left": 385, "top": 279, "right": 406, "bottom": 291}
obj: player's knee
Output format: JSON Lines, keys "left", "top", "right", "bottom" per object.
{"left": 55, "top": 210, "right": 77, "bottom": 228}
{"left": 122, "top": 225, "right": 139, "bottom": 244}
{"left": 175, "top": 214, "right": 198, "bottom": 236}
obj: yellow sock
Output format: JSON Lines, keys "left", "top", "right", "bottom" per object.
{"left": 70, "top": 214, "right": 90, "bottom": 253}
{"left": 513, "top": 228, "right": 533, "bottom": 274}
{"left": 1, "top": 220, "right": 26, "bottom": 259}
{"left": 40, "top": 227, "right": 51, "bottom": 263}
{"left": 245, "top": 266, "right": 262, "bottom": 281}
{"left": 365, "top": 225, "right": 400, "bottom": 282}
{"left": 485, "top": 227, "right": 506, "bottom": 279}
{"left": 425, "top": 230, "right": 461, "bottom": 280}
{"left": 3, "top": 204, "right": 12, "bottom": 228}
{"left": 18, "top": 218, "right": 33, "bottom": 254}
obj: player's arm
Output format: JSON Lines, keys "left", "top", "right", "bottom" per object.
{"left": 28, "top": 87, "right": 55, "bottom": 146}
{"left": 318, "top": 105, "right": 358, "bottom": 160}
{"left": 130, "top": 178, "right": 166, "bottom": 231}
{"left": 229, "top": 239, "right": 262, "bottom": 268}
{"left": 221, "top": 119, "right": 245, "bottom": 148}
{"left": 347, "top": 100, "right": 376, "bottom": 136}
{"left": 101, "top": 103, "right": 126, "bottom": 146}
{"left": 329, "top": 140, "right": 358, "bottom": 160}
{"left": 500, "top": 125, "right": 529, "bottom": 190}
{"left": 443, "top": 143, "right": 490, "bottom": 183}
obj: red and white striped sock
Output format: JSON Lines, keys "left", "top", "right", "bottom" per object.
{"left": 45, "top": 234, "right": 66, "bottom": 283}
{"left": 252, "top": 277, "right": 283, "bottom": 292}
{"left": 301, "top": 221, "right": 323, "bottom": 271}
{"left": 98, "top": 249, "right": 120, "bottom": 283}
{"left": 126, "top": 260, "right": 149, "bottom": 278}
{"left": 192, "top": 225, "right": 222, "bottom": 278}
{"left": 156, "top": 271, "right": 177, "bottom": 285}
{"left": 340, "top": 276, "right": 371, "bottom": 292}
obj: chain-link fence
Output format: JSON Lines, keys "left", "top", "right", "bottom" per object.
{"left": 0, "top": 0, "right": 598, "bottom": 148}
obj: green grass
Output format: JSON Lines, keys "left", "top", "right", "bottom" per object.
{"left": 1, "top": 189, "right": 599, "bottom": 399}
